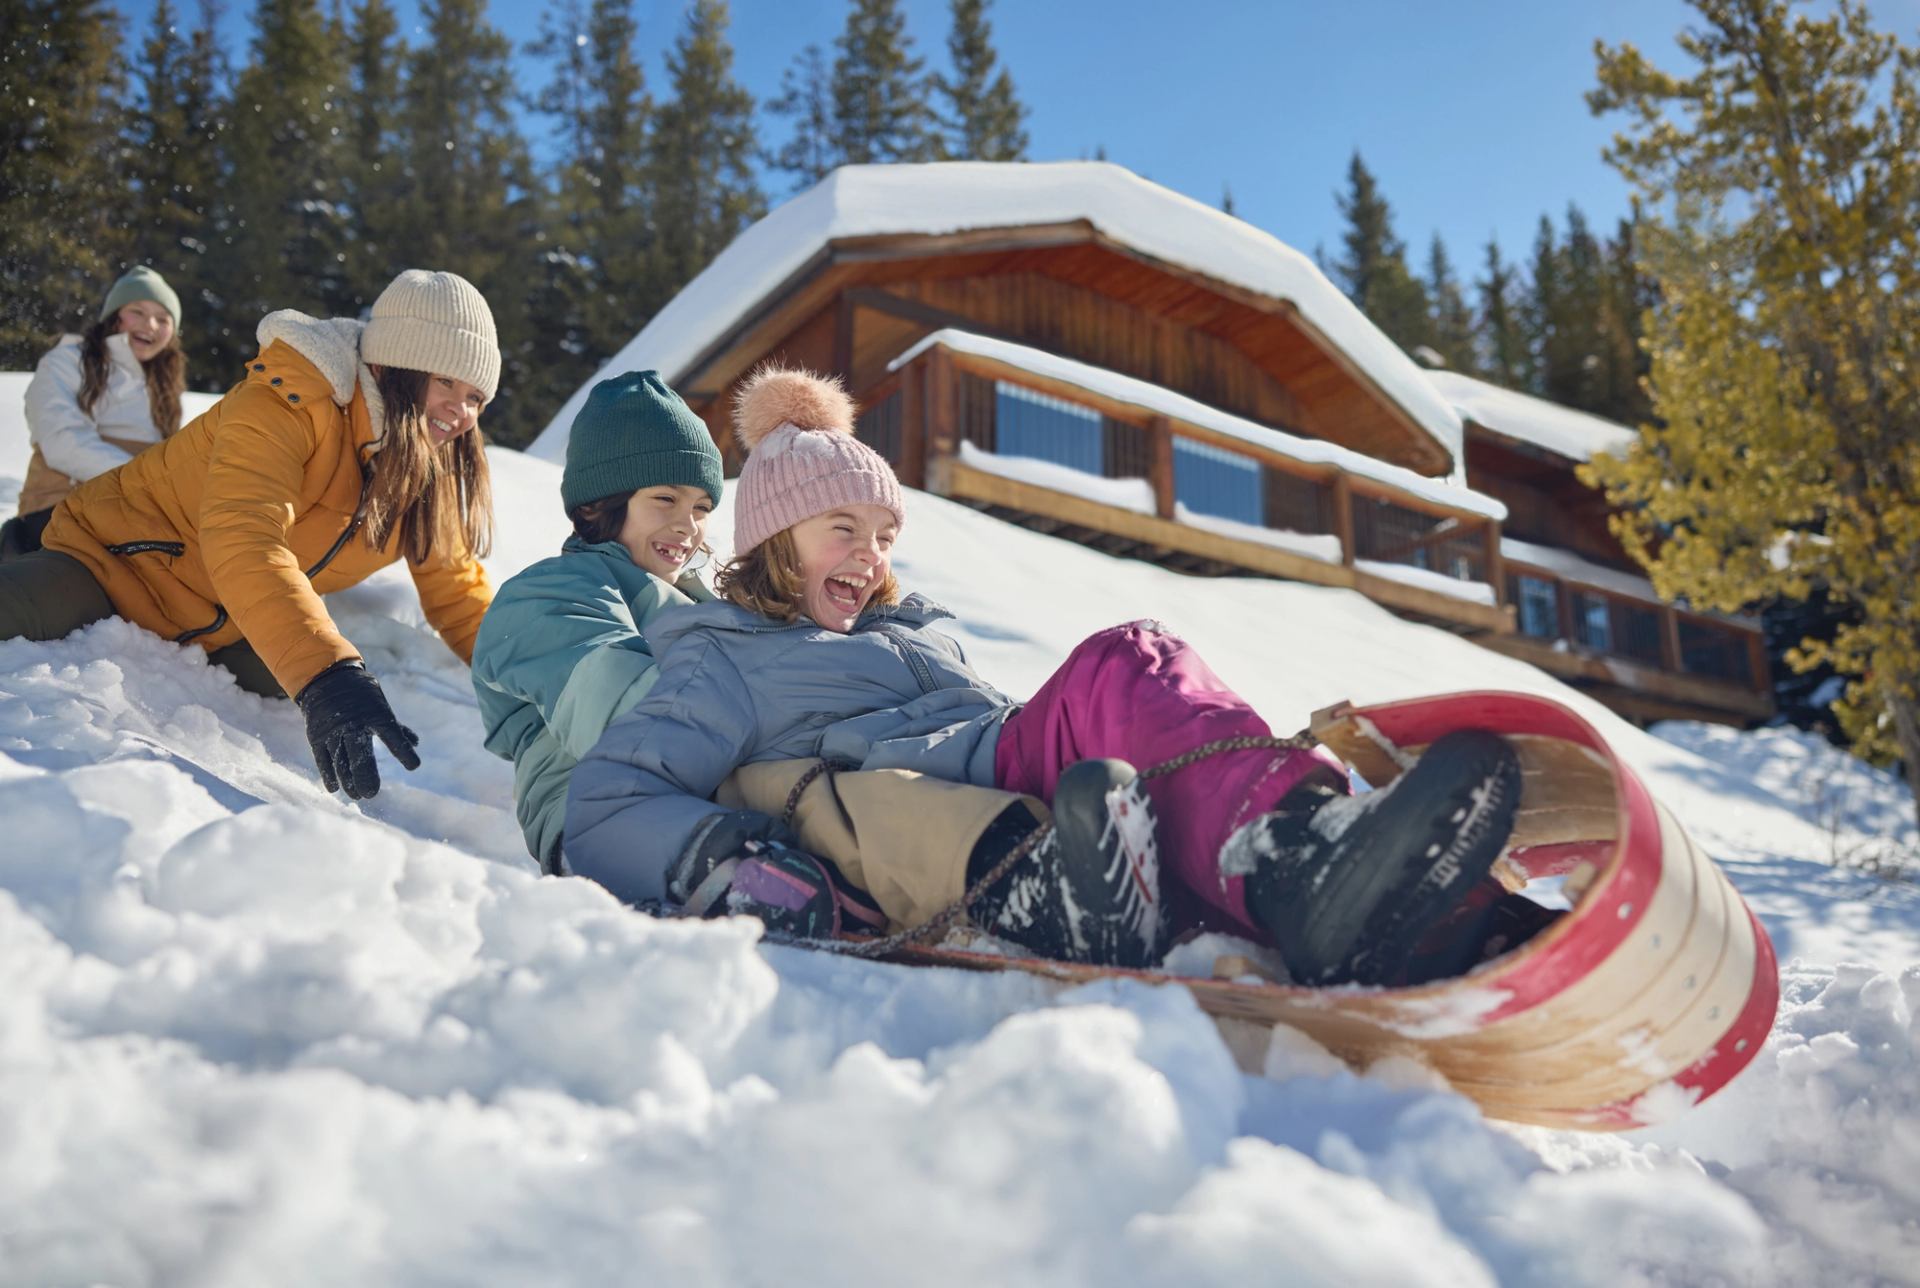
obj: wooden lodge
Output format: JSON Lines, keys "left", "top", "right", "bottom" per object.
{"left": 1430, "top": 372, "right": 1772, "bottom": 726}
{"left": 535, "top": 163, "right": 1772, "bottom": 729}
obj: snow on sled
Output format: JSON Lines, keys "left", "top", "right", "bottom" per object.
{"left": 885, "top": 690, "right": 1780, "bottom": 1132}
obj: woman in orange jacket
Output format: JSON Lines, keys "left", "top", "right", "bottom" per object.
{"left": 0, "top": 269, "right": 499, "bottom": 801}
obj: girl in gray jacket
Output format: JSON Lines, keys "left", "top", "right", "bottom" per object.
{"left": 567, "top": 368, "right": 1530, "bottom": 985}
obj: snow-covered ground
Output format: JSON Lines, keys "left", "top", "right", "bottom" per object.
{"left": 3, "top": 381, "right": 1917, "bottom": 1287}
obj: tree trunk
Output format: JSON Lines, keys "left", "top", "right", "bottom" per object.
{"left": 1885, "top": 679, "right": 1920, "bottom": 836}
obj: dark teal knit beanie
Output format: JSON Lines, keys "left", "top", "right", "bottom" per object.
{"left": 561, "top": 370, "right": 724, "bottom": 510}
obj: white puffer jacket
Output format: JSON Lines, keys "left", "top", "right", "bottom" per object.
{"left": 20, "top": 333, "right": 171, "bottom": 512}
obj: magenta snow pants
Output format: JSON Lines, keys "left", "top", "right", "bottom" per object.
{"left": 993, "top": 621, "right": 1348, "bottom": 937}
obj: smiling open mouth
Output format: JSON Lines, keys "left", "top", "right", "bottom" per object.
{"left": 823, "top": 573, "right": 868, "bottom": 614}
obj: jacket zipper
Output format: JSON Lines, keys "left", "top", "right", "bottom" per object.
{"left": 899, "top": 636, "right": 939, "bottom": 694}
{"left": 171, "top": 459, "right": 374, "bottom": 646}
{"left": 105, "top": 540, "right": 186, "bottom": 557}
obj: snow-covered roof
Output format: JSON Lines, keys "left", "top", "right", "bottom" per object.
{"left": 894, "top": 328, "right": 1506, "bottom": 521}
{"left": 529, "top": 162, "right": 1465, "bottom": 468}
{"left": 1425, "top": 370, "right": 1638, "bottom": 463}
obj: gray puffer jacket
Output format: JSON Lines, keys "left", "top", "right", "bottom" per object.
{"left": 563, "top": 593, "right": 1017, "bottom": 905}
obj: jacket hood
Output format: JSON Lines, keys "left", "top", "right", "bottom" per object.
{"left": 645, "top": 590, "right": 953, "bottom": 654}
{"left": 255, "top": 309, "right": 386, "bottom": 441}
{"left": 256, "top": 311, "right": 366, "bottom": 405}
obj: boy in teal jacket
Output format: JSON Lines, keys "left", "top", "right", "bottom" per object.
{"left": 473, "top": 372, "right": 723, "bottom": 870}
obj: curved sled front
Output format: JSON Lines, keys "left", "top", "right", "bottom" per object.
{"left": 894, "top": 690, "right": 1780, "bottom": 1132}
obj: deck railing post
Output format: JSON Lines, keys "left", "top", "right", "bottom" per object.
{"left": 1149, "top": 415, "right": 1175, "bottom": 520}
{"left": 899, "top": 361, "right": 927, "bottom": 489}
{"left": 1661, "top": 606, "right": 1682, "bottom": 674}
{"left": 926, "top": 348, "right": 958, "bottom": 488}
{"left": 1332, "top": 474, "right": 1356, "bottom": 567}
{"left": 1483, "top": 517, "right": 1505, "bottom": 608}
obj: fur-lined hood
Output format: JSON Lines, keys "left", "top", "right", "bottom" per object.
{"left": 255, "top": 310, "right": 387, "bottom": 438}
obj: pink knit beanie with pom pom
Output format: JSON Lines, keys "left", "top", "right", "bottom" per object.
{"left": 730, "top": 365, "right": 906, "bottom": 553}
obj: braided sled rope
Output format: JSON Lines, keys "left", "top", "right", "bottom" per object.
{"left": 780, "top": 730, "right": 1319, "bottom": 960}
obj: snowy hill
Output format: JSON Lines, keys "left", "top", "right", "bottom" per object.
{"left": 3, "top": 383, "right": 1918, "bottom": 1287}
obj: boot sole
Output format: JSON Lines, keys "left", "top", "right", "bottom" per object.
{"left": 1275, "top": 730, "right": 1521, "bottom": 986}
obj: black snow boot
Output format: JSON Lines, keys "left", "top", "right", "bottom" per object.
{"left": 1238, "top": 729, "right": 1523, "bottom": 987}
{"left": 968, "top": 758, "right": 1163, "bottom": 969}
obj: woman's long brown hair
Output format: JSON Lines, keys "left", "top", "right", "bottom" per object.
{"left": 361, "top": 365, "right": 494, "bottom": 564}
{"left": 77, "top": 314, "right": 186, "bottom": 437}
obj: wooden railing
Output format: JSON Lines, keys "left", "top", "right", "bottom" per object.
{"left": 1504, "top": 561, "right": 1767, "bottom": 692}
{"left": 860, "top": 347, "right": 1508, "bottom": 623}
{"left": 853, "top": 341, "right": 1771, "bottom": 717}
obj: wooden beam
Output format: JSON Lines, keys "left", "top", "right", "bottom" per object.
{"left": 832, "top": 292, "right": 854, "bottom": 378}
{"left": 899, "top": 360, "right": 927, "bottom": 490}
{"left": 927, "top": 346, "right": 957, "bottom": 466}
{"left": 1331, "top": 473, "right": 1356, "bottom": 568}
{"left": 1480, "top": 634, "right": 1775, "bottom": 723}
{"left": 1483, "top": 519, "right": 1505, "bottom": 607}
{"left": 1149, "top": 414, "right": 1175, "bottom": 520}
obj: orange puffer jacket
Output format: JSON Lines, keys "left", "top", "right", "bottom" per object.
{"left": 43, "top": 311, "right": 493, "bottom": 696}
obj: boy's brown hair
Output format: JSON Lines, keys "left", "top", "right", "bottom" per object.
{"left": 715, "top": 527, "right": 901, "bottom": 624}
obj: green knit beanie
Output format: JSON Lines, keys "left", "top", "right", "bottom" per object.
{"left": 100, "top": 266, "right": 183, "bottom": 327}
{"left": 562, "top": 370, "right": 724, "bottom": 510}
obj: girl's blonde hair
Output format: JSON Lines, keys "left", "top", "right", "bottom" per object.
{"left": 361, "top": 364, "right": 494, "bottom": 564}
{"left": 715, "top": 527, "right": 900, "bottom": 624}
{"left": 78, "top": 314, "right": 186, "bottom": 438}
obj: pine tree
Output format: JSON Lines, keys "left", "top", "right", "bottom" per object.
{"left": 1595, "top": 215, "right": 1652, "bottom": 425}
{"left": 646, "top": 0, "right": 763, "bottom": 311}
{"left": 832, "top": 0, "right": 936, "bottom": 165}
{"left": 1523, "top": 214, "right": 1560, "bottom": 398}
{"left": 768, "top": 44, "right": 836, "bottom": 190}
{"left": 1424, "top": 235, "right": 1477, "bottom": 374}
{"left": 1477, "top": 236, "right": 1528, "bottom": 387}
{"left": 396, "top": 0, "right": 541, "bottom": 443}
{"left": 932, "top": 0, "right": 1027, "bottom": 160}
{"left": 340, "top": 0, "right": 404, "bottom": 316}
{"left": 1332, "top": 152, "right": 1431, "bottom": 355}
{"left": 213, "top": 0, "right": 352, "bottom": 376}
{"left": 1586, "top": 0, "right": 1920, "bottom": 822}
{"left": 122, "top": 0, "right": 229, "bottom": 349}
{"left": 528, "top": 0, "right": 651, "bottom": 377}
{"left": 0, "top": 0, "right": 129, "bottom": 364}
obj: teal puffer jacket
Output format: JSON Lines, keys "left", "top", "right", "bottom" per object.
{"left": 472, "top": 537, "right": 711, "bottom": 865}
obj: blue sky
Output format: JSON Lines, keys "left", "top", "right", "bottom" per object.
{"left": 129, "top": 0, "right": 1825, "bottom": 284}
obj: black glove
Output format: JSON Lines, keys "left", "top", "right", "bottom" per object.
{"left": 295, "top": 660, "right": 421, "bottom": 800}
{"left": 668, "top": 810, "right": 885, "bottom": 940}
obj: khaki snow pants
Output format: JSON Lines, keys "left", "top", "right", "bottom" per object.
{"left": 717, "top": 760, "right": 1046, "bottom": 931}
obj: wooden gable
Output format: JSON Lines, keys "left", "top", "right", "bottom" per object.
{"left": 674, "top": 226, "right": 1453, "bottom": 476}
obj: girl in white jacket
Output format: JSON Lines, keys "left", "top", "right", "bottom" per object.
{"left": 2, "top": 267, "right": 187, "bottom": 558}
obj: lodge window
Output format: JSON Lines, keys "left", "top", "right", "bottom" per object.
{"left": 1509, "top": 573, "right": 1559, "bottom": 639}
{"left": 1263, "top": 466, "right": 1335, "bottom": 534}
{"left": 994, "top": 381, "right": 1103, "bottom": 474}
{"left": 1570, "top": 590, "right": 1612, "bottom": 651}
{"left": 1617, "top": 601, "right": 1665, "bottom": 666}
{"left": 1680, "top": 619, "right": 1753, "bottom": 684}
{"left": 1173, "top": 438, "right": 1264, "bottom": 526}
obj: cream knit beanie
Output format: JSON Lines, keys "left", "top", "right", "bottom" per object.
{"left": 730, "top": 366, "right": 905, "bottom": 553}
{"left": 362, "top": 269, "right": 500, "bottom": 401}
